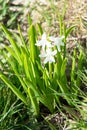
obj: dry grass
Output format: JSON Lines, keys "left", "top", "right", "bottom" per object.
{"left": 11, "top": 0, "right": 87, "bottom": 48}
{"left": 26, "top": 0, "right": 87, "bottom": 35}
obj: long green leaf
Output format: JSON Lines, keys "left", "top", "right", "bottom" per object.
{"left": 28, "top": 14, "right": 32, "bottom": 25}
{"left": 76, "top": 50, "right": 83, "bottom": 87}
{"left": 27, "top": 87, "right": 39, "bottom": 115}
{"left": 5, "top": 46, "right": 18, "bottom": 62}
{"left": 65, "top": 25, "right": 76, "bottom": 38}
{"left": 56, "top": 52, "right": 63, "bottom": 79}
{"left": 61, "top": 58, "right": 67, "bottom": 77}
{"left": 0, "top": 74, "right": 27, "bottom": 105}
{"left": 1, "top": 24, "right": 22, "bottom": 65}
{"left": 23, "top": 78, "right": 54, "bottom": 112}
{"left": 71, "top": 49, "right": 76, "bottom": 83}
{"left": 28, "top": 24, "right": 39, "bottom": 63}
{"left": 24, "top": 78, "right": 39, "bottom": 97}
{"left": 18, "top": 25, "right": 29, "bottom": 54}
{"left": 57, "top": 80, "right": 70, "bottom": 104}
{"left": 24, "top": 54, "right": 31, "bottom": 80}
{"left": 37, "top": 23, "right": 43, "bottom": 35}
{"left": 8, "top": 58, "right": 28, "bottom": 94}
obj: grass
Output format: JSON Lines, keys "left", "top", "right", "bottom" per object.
{"left": 0, "top": 0, "right": 87, "bottom": 129}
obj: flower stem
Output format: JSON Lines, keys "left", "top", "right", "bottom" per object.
{"left": 49, "top": 63, "right": 52, "bottom": 79}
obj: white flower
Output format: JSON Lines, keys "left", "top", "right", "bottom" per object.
{"left": 39, "top": 48, "right": 57, "bottom": 64}
{"left": 35, "top": 33, "right": 52, "bottom": 50}
{"left": 49, "top": 36, "right": 64, "bottom": 52}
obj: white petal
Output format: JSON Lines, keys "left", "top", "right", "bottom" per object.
{"left": 39, "top": 53, "right": 46, "bottom": 58}
{"left": 49, "top": 56, "right": 55, "bottom": 63}
{"left": 44, "top": 55, "right": 55, "bottom": 64}
{"left": 35, "top": 41, "right": 42, "bottom": 46}
{"left": 57, "top": 47, "right": 61, "bottom": 52}
{"left": 61, "top": 35, "right": 65, "bottom": 39}
{"left": 52, "top": 50, "right": 57, "bottom": 55}
{"left": 49, "top": 36, "right": 55, "bottom": 41}
{"left": 35, "top": 33, "right": 53, "bottom": 50}
{"left": 42, "top": 33, "right": 46, "bottom": 40}
{"left": 44, "top": 58, "right": 48, "bottom": 64}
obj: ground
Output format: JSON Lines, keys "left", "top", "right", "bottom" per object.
{"left": 0, "top": 0, "right": 87, "bottom": 129}
{"left": 12, "top": 0, "right": 87, "bottom": 48}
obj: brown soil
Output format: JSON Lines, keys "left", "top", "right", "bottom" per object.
{"left": 12, "top": 0, "right": 87, "bottom": 49}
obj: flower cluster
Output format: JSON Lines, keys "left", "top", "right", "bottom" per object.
{"left": 35, "top": 33, "right": 64, "bottom": 64}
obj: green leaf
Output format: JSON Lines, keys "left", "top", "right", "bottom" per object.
{"left": 43, "top": 115, "right": 57, "bottom": 130}
{"left": 0, "top": 74, "right": 27, "bottom": 105}
{"left": 57, "top": 80, "right": 70, "bottom": 104}
{"left": 76, "top": 50, "right": 83, "bottom": 87}
{"left": 28, "top": 14, "right": 32, "bottom": 25}
{"left": 37, "top": 23, "right": 43, "bottom": 35}
{"left": 18, "top": 24, "right": 28, "bottom": 53}
{"left": 43, "top": 68, "right": 50, "bottom": 87}
{"left": 71, "top": 49, "right": 76, "bottom": 82}
{"left": 65, "top": 25, "right": 76, "bottom": 38}
{"left": 27, "top": 87, "right": 39, "bottom": 115}
{"left": 24, "top": 78, "right": 40, "bottom": 99}
{"left": 24, "top": 56, "right": 36, "bottom": 82}
{"left": 56, "top": 52, "right": 63, "bottom": 79}
{"left": 7, "top": 13, "right": 19, "bottom": 26}
{"left": 5, "top": 46, "right": 19, "bottom": 63}
{"left": 28, "top": 24, "right": 37, "bottom": 63}
{"left": 3, "top": 52, "right": 28, "bottom": 94}
{"left": 1, "top": 24, "right": 22, "bottom": 65}
{"left": 61, "top": 58, "right": 67, "bottom": 77}
{"left": 23, "top": 54, "right": 31, "bottom": 80}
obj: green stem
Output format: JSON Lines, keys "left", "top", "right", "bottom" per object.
{"left": 63, "top": 38, "right": 66, "bottom": 59}
{"left": 49, "top": 63, "right": 52, "bottom": 79}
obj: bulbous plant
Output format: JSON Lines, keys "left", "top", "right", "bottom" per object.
{"left": 0, "top": 18, "right": 80, "bottom": 116}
